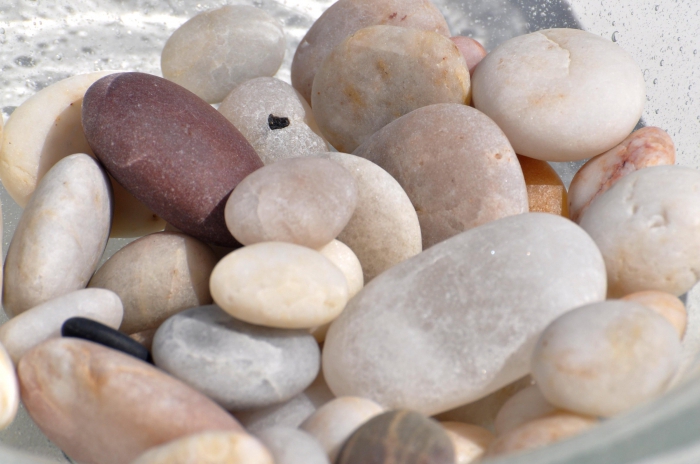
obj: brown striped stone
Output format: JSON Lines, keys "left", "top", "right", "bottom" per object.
{"left": 517, "top": 155, "right": 569, "bottom": 217}
{"left": 336, "top": 410, "right": 454, "bottom": 464}
{"left": 82, "top": 72, "right": 263, "bottom": 246}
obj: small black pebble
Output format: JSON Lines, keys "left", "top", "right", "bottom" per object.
{"left": 268, "top": 114, "right": 290, "bottom": 130}
{"left": 62, "top": 317, "right": 152, "bottom": 363}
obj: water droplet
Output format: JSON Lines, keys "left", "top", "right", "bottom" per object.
{"left": 54, "top": 53, "right": 63, "bottom": 61}
{"left": 694, "top": 50, "right": 698, "bottom": 55}
{"left": 612, "top": 21, "right": 616, "bottom": 26}
{"left": 490, "top": 250, "right": 495, "bottom": 255}
{"left": 653, "top": 78, "right": 658, "bottom": 85}
{"left": 612, "top": 31, "right": 618, "bottom": 42}
{"left": 660, "top": 60, "right": 664, "bottom": 66}
{"left": 655, "top": 5, "right": 660, "bottom": 11}
{"left": 14, "top": 55, "right": 36, "bottom": 67}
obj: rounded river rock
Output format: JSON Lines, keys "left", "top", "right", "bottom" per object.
{"left": 323, "top": 213, "right": 607, "bottom": 415}
{"left": 82, "top": 72, "right": 263, "bottom": 247}
{"left": 153, "top": 305, "right": 320, "bottom": 411}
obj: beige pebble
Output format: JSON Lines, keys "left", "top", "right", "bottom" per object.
{"left": 317, "top": 240, "right": 363, "bottom": 299}
{"left": 225, "top": 157, "right": 358, "bottom": 249}
{"left": 218, "top": 77, "right": 328, "bottom": 164}
{"left": 493, "top": 385, "right": 558, "bottom": 436}
{"left": 129, "top": 328, "right": 157, "bottom": 351}
{"left": 487, "top": 413, "right": 597, "bottom": 457}
{"left": 442, "top": 422, "right": 495, "bottom": 464}
{"left": 312, "top": 25, "right": 469, "bottom": 153}
{"left": 89, "top": 232, "right": 217, "bottom": 334}
{"left": 131, "top": 431, "right": 274, "bottom": 464}
{"left": 3, "top": 154, "right": 111, "bottom": 317}
{"left": 210, "top": 242, "right": 349, "bottom": 329}
{"left": 291, "top": 0, "right": 450, "bottom": 104}
{"left": 0, "top": 288, "right": 123, "bottom": 365}
{"left": 319, "top": 152, "right": 421, "bottom": 282}
{"left": 450, "top": 36, "right": 487, "bottom": 75}
{"left": 569, "top": 127, "right": 676, "bottom": 222}
{"left": 0, "top": 342, "right": 19, "bottom": 430}
{"left": 18, "top": 338, "right": 243, "bottom": 464}
{"left": 0, "top": 72, "right": 164, "bottom": 237}
{"left": 254, "top": 427, "right": 330, "bottom": 464}
{"left": 300, "top": 397, "right": 385, "bottom": 462}
{"left": 353, "top": 103, "right": 528, "bottom": 249}
{"left": 622, "top": 291, "right": 687, "bottom": 338}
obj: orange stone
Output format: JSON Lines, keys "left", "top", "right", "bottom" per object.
{"left": 518, "top": 155, "right": 568, "bottom": 217}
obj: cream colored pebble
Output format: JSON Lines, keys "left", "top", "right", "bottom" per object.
{"left": 622, "top": 291, "right": 687, "bottom": 339}
{"left": 487, "top": 413, "right": 597, "bottom": 457}
{"left": 317, "top": 240, "right": 363, "bottom": 299}
{"left": 210, "top": 242, "right": 349, "bottom": 329}
{"left": 131, "top": 431, "right": 274, "bottom": 464}
{"left": 300, "top": 396, "right": 385, "bottom": 462}
{"left": 494, "top": 385, "right": 558, "bottom": 436}
{"left": 441, "top": 422, "right": 494, "bottom": 464}
{"left": 0, "top": 342, "right": 19, "bottom": 430}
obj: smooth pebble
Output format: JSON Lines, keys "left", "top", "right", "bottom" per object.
{"left": 161, "top": 5, "right": 285, "bottom": 104}
{"left": 291, "top": 0, "right": 450, "bottom": 104}
{"left": 89, "top": 232, "right": 217, "bottom": 334}
{"left": 472, "top": 28, "right": 646, "bottom": 161}
{"left": 82, "top": 72, "right": 263, "bottom": 246}
{"left": 353, "top": 103, "right": 528, "bottom": 249}
{"left": 313, "top": 25, "right": 469, "bottom": 153}
{"left": 487, "top": 413, "right": 597, "bottom": 457}
{"left": 323, "top": 213, "right": 606, "bottom": 415}
{"left": 300, "top": 396, "right": 385, "bottom": 462}
{"left": 131, "top": 431, "right": 273, "bottom": 464}
{"left": 622, "top": 290, "right": 687, "bottom": 338}
{"left": 336, "top": 410, "right": 454, "bottom": 464}
{"left": 254, "top": 427, "right": 330, "bottom": 464}
{"left": 152, "top": 305, "right": 320, "bottom": 411}
{"left": 579, "top": 165, "right": 700, "bottom": 297}
{"left": 0, "top": 342, "right": 18, "bottom": 430}
{"left": 210, "top": 242, "right": 349, "bottom": 329}
{"left": 518, "top": 155, "right": 569, "bottom": 217}
{"left": 18, "top": 338, "right": 243, "bottom": 464}
{"left": 3, "top": 154, "right": 111, "bottom": 317}
{"left": 450, "top": 36, "right": 487, "bottom": 75}
{"left": 219, "top": 77, "right": 328, "bottom": 164}
{"left": 62, "top": 317, "right": 150, "bottom": 363}
{"left": 319, "top": 152, "right": 421, "bottom": 282}
{"left": 568, "top": 127, "right": 676, "bottom": 222}
{"left": 0, "top": 72, "right": 164, "bottom": 237}
{"left": 317, "top": 240, "right": 363, "bottom": 299}
{"left": 225, "top": 157, "right": 357, "bottom": 249}
{"left": 531, "top": 300, "right": 682, "bottom": 417}
{"left": 0, "top": 288, "right": 123, "bottom": 365}
{"left": 441, "top": 422, "right": 495, "bottom": 464}
{"left": 493, "top": 385, "right": 558, "bottom": 436}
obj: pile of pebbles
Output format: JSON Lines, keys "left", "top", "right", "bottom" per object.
{"left": 0, "top": 0, "right": 694, "bottom": 463}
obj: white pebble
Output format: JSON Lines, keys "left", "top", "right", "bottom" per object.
{"left": 0, "top": 342, "right": 18, "bottom": 430}
{"left": 441, "top": 422, "right": 494, "bottom": 464}
{"left": 494, "top": 385, "right": 558, "bottom": 436}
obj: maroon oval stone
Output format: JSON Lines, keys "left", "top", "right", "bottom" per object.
{"left": 82, "top": 72, "right": 263, "bottom": 246}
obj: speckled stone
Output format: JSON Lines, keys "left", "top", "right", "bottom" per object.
{"left": 319, "top": 152, "right": 421, "bottom": 282}
{"left": 82, "top": 72, "right": 263, "bottom": 246}
{"left": 291, "top": 0, "right": 450, "bottom": 104}
{"left": 219, "top": 77, "right": 328, "bottom": 164}
{"left": 532, "top": 300, "right": 682, "bottom": 417}
{"left": 152, "top": 305, "right": 320, "bottom": 411}
{"left": 0, "top": 72, "right": 164, "bottom": 238}
{"left": 300, "top": 397, "right": 385, "bottom": 461}
{"left": 225, "top": 157, "right": 357, "bottom": 249}
{"left": 312, "top": 25, "right": 469, "bottom": 153}
{"left": 353, "top": 103, "right": 528, "bottom": 249}
{"left": 18, "top": 338, "right": 243, "bottom": 464}
{"left": 254, "top": 427, "right": 330, "bottom": 464}
{"left": 473, "top": 28, "right": 646, "bottom": 161}
{"left": 3, "top": 154, "right": 111, "bottom": 317}
{"left": 518, "top": 155, "right": 568, "bottom": 217}
{"left": 0, "top": 288, "right": 123, "bottom": 365}
{"left": 441, "top": 422, "right": 494, "bottom": 464}
{"left": 568, "top": 127, "right": 676, "bottom": 222}
{"left": 487, "top": 413, "right": 597, "bottom": 457}
{"left": 323, "top": 213, "right": 606, "bottom": 415}
{"left": 336, "top": 410, "right": 454, "bottom": 464}
{"left": 210, "top": 242, "right": 349, "bottom": 329}
{"left": 131, "top": 431, "right": 274, "bottom": 464}
{"left": 161, "top": 5, "right": 285, "bottom": 104}
{"left": 493, "top": 385, "right": 558, "bottom": 436}
{"left": 89, "top": 232, "right": 217, "bottom": 334}
{"left": 579, "top": 165, "right": 700, "bottom": 297}
{"left": 0, "top": 342, "right": 18, "bottom": 430}
{"left": 450, "top": 37, "right": 487, "bottom": 75}
{"left": 622, "top": 290, "right": 687, "bottom": 338}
